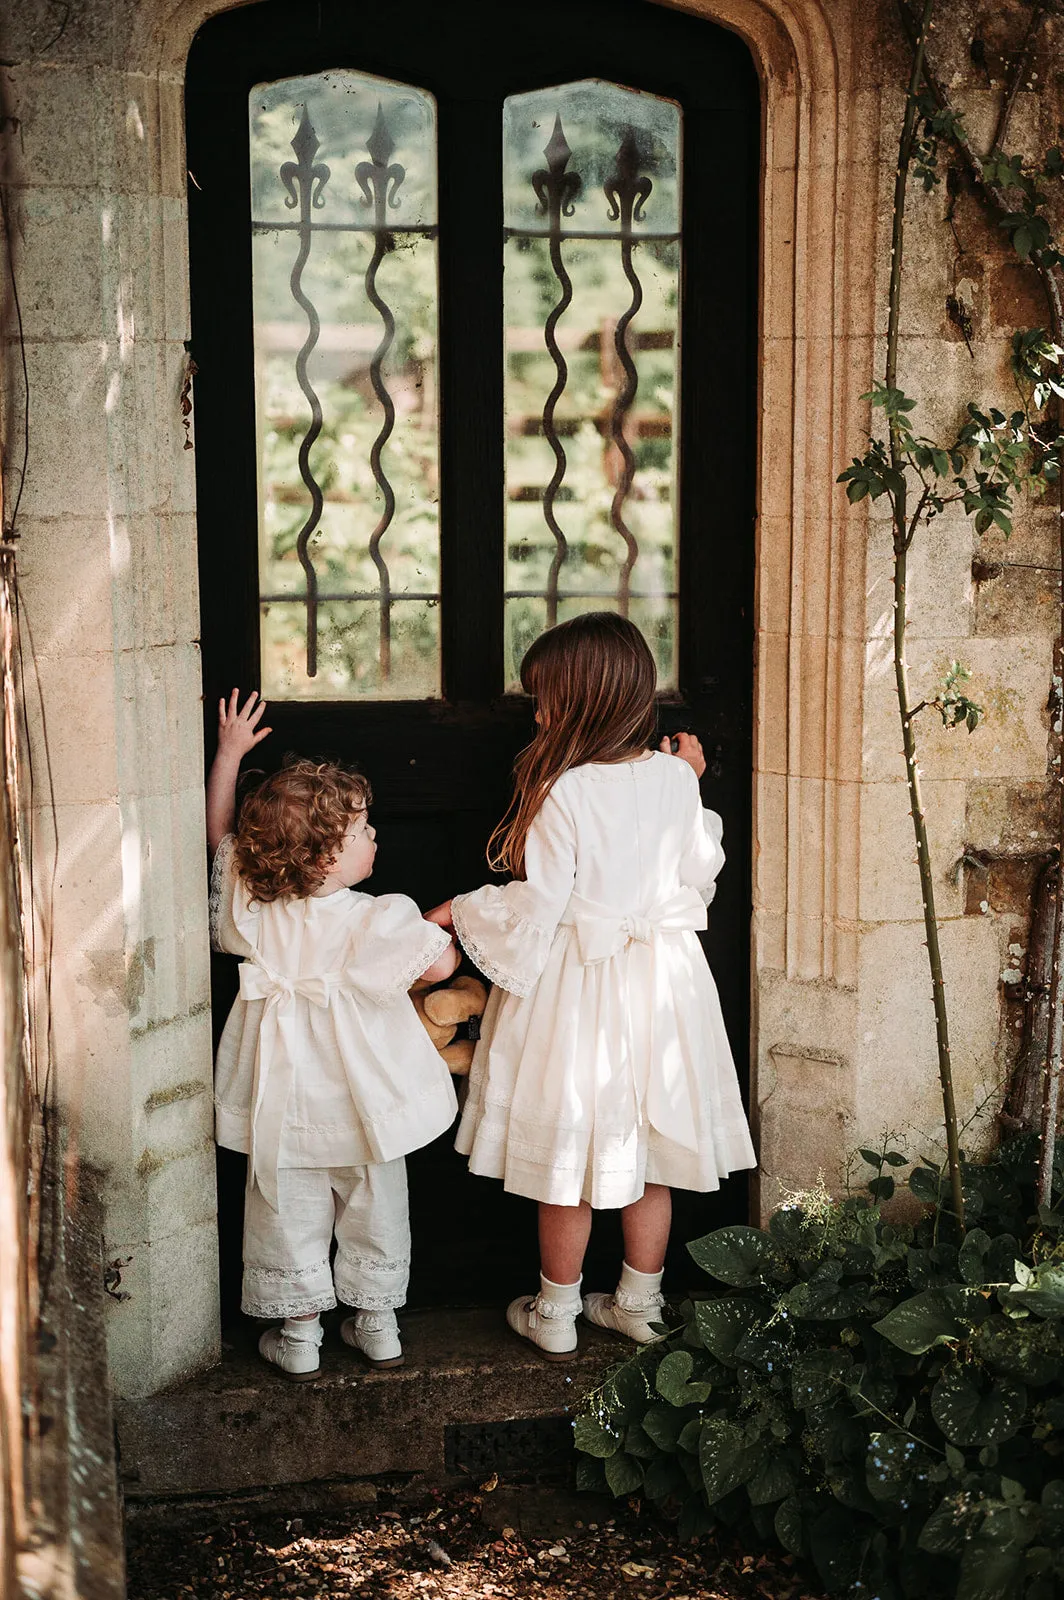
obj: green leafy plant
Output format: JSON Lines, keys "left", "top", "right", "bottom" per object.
{"left": 575, "top": 1139, "right": 1064, "bottom": 1599}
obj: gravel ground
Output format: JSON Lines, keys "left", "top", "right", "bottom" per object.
{"left": 126, "top": 1480, "right": 823, "bottom": 1600}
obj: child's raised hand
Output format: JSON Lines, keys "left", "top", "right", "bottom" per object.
{"left": 661, "top": 731, "right": 706, "bottom": 779}
{"left": 217, "top": 689, "right": 272, "bottom": 761}
{"left": 424, "top": 899, "right": 455, "bottom": 933}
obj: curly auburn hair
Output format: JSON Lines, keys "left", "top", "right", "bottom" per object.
{"left": 233, "top": 758, "right": 372, "bottom": 904}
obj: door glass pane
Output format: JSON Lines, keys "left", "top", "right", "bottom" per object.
{"left": 503, "top": 81, "right": 681, "bottom": 689}
{"left": 250, "top": 72, "right": 440, "bottom": 700}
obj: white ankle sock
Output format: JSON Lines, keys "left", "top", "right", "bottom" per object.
{"left": 539, "top": 1272, "right": 582, "bottom": 1310}
{"left": 617, "top": 1262, "right": 664, "bottom": 1308}
{"left": 282, "top": 1314, "right": 322, "bottom": 1343}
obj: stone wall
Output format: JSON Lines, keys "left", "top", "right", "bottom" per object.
{"left": 0, "top": 0, "right": 1060, "bottom": 1397}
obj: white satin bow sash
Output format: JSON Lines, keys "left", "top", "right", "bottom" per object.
{"left": 561, "top": 889, "right": 708, "bottom": 1154}
{"left": 239, "top": 958, "right": 342, "bottom": 1209}
{"left": 563, "top": 888, "right": 708, "bottom": 965}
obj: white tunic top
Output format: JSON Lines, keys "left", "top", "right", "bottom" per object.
{"left": 210, "top": 836, "right": 458, "bottom": 1208}
{"left": 452, "top": 753, "right": 756, "bottom": 1208}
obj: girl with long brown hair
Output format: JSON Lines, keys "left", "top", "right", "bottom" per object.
{"left": 428, "top": 614, "right": 755, "bottom": 1359}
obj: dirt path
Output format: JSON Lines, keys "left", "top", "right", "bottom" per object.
{"left": 126, "top": 1480, "right": 822, "bottom": 1600}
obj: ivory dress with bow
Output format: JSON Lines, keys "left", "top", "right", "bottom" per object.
{"left": 210, "top": 836, "right": 458, "bottom": 1210}
{"left": 452, "top": 753, "right": 756, "bottom": 1208}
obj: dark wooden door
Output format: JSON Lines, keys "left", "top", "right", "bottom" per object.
{"left": 187, "top": 0, "right": 758, "bottom": 1320}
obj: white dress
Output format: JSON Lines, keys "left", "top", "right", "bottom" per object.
{"left": 452, "top": 753, "right": 756, "bottom": 1208}
{"left": 210, "top": 836, "right": 458, "bottom": 1209}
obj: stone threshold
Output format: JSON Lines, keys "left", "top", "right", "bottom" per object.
{"left": 115, "top": 1309, "right": 621, "bottom": 1500}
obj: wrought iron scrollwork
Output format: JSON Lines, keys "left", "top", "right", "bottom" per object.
{"left": 604, "top": 128, "right": 653, "bottom": 613}
{"left": 279, "top": 108, "right": 331, "bottom": 677}
{"left": 531, "top": 116, "right": 583, "bottom": 625}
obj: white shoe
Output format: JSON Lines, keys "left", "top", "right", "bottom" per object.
{"left": 506, "top": 1293, "right": 579, "bottom": 1362}
{"left": 258, "top": 1324, "right": 322, "bottom": 1381}
{"left": 582, "top": 1289, "right": 665, "bottom": 1345}
{"left": 340, "top": 1309, "right": 404, "bottom": 1368}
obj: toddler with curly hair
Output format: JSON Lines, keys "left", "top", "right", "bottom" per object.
{"left": 206, "top": 690, "right": 459, "bottom": 1380}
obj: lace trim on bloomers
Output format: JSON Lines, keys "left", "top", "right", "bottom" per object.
{"left": 243, "top": 1257, "right": 332, "bottom": 1282}
{"left": 451, "top": 893, "right": 546, "bottom": 997}
{"left": 208, "top": 835, "right": 236, "bottom": 954}
{"left": 335, "top": 1254, "right": 409, "bottom": 1276}
{"left": 337, "top": 1290, "right": 406, "bottom": 1311}
{"left": 375, "top": 924, "right": 452, "bottom": 1008}
{"left": 241, "top": 1291, "right": 337, "bottom": 1318}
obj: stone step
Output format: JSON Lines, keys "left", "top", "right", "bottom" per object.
{"left": 116, "top": 1309, "right": 622, "bottom": 1499}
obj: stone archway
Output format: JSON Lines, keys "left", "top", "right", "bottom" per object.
{"left": 6, "top": 0, "right": 869, "bottom": 1397}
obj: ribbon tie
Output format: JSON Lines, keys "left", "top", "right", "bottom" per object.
{"left": 560, "top": 889, "right": 709, "bottom": 1155}
{"left": 239, "top": 960, "right": 340, "bottom": 1012}
{"left": 239, "top": 957, "right": 343, "bottom": 1210}
{"left": 563, "top": 889, "right": 707, "bottom": 966}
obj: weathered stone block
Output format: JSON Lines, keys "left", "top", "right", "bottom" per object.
{"left": 974, "top": 560, "right": 1060, "bottom": 637}
{"left": 858, "top": 777, "right": 967, "bottom": 924}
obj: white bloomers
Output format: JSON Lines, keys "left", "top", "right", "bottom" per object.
{"left": 241, "top": 1159, "right": 410, "bottom": 1318}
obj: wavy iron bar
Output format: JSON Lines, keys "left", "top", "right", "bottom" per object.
{"left": 356, "top": 104, "right": 406, "bottom": 683}
{"left": 279, "top": 108, "right": 331, "bottom": 677}
{"left": 530, "top": 116, "right": 582, "bottom": 627}
{"left": 604, "top": 128, "right": 652, "bottom": 616}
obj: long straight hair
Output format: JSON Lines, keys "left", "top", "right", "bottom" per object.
{"left": 488, "top": 612, "right": 657, "bottom": 876}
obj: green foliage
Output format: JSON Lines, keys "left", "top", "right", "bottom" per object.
{"left": 574, "top": 1138, "right": 1064, "bottom": 1599}
{"left": 982, "top": 146, "right": 1064, "bottom": 270}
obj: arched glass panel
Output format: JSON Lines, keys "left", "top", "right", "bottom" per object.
{"left": 502, "top": 81, "right": 681, "bottom": 688}
{"left": 250, "top": 72, "right": 440, "bottom": 700}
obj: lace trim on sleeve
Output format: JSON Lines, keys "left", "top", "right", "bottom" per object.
{"left": 451, "top": 892, "right": 543, "bottom": 998}
{"left": 375, "top": 923, "right": 452, "bottom": 1008}
{"left": 208, "top": 834, "right": 236, "bottom": 953}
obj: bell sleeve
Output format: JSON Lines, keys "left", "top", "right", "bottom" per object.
{"left": 208, "top": 834, "right": 256, "bottom": 959}
{"left": 344, "top": 893, "right": 452, "bottom": 1008}
{"left": 678, "top": 768, "right": 726, "bottom": 906}
{"left": 451, "top": 785, "right": 577, "bottom": 997}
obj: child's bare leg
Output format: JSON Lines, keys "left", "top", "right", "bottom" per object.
{"left": 620, "top": 1182, "right": 671, "bottom": 1272}
{"left": 539, "top": 1200, "right": 593, "bottom": 1284}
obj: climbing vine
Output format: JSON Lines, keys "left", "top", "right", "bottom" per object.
{"left": 837, "top": 0, "right": 1064, "bottom": 1216}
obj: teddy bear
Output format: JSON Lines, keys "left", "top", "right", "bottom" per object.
{"left": 409, "top": 972, "right": 488, "bottom": 1076}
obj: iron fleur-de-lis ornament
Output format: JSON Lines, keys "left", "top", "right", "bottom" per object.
{"left": 532, "top": 115, "right": 582, "bottom": 223}
{"left": 356, "top": 103, "right": 406, "bottom": 219}
{"left": 280, "top": 106, "right": 331, "bottom": 212}
{"left": 605, "top": 127, "right": 653, "bottom": 230}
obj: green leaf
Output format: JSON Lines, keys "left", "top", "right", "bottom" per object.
{"left": 573, "top": 1415, "right": 622, "bottom": 1458}
{"left": 699, "top": 1417, "right": 760, "bottom": 1504}
{"left": 575, "top": 1453, "right": 608, "bottom": 1493}
{"left": 959, "top": 1228, "right": 993, "bottom": 1285}
{"left": 931, "top": 1368, "right": 1027, "bottom": 1446}
{"left": 774, "top": 1495, "right": 804, "bottom": 1556}
{"left": 873, "top": 1288, "right": 967, "bottom": 1353}
{"left": 642, "top": 1453, "right": 688, "bottom": 1504}
{"left": 604, "top": 1450, "right": 644, "bottom": 1497}
{"left": 883, "top": 1150, "right": 908, "bottom": 1167}
{"left": 747, "top": 1453, "right": 798, "bottom": 1505}
{"left": 694, "top": 1297, "right": 762, "bottom": 1364}
{"left": 1003, "top": 1263, "right": 1064, "bottom": 1318}
{"left": 859, "top": 1147, "right": 883, "bottom": 1167}
{"left": 623, "top": 1421, "right": 657, "bottom": 1459}
{"left": 919, "top": 1494, "right": 976, "bottom": 1557}
{"left": 642, "top": 1401, "right": 688, "bottom": 1453}
{"left": 655, "top": 1349, "right": 712, "bottom": 1406}
{"left": 686, "top": 1225, "right": 786, "bottom": 1287}
{"left": 677, "top": 1415, "right": 702, "bottom": 1454}
{"left": 792, "top": 1349, "right": 851, "bottom": 1409}
{"left": 957, "top": 1542, "right": 1025, "bottom": 1600}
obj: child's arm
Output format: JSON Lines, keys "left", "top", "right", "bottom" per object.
{"left": 419, "top": 936, "right": 460, "bottom": 986}
{"left": 205, "top": 689, "right": 272, "bottom": 856}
